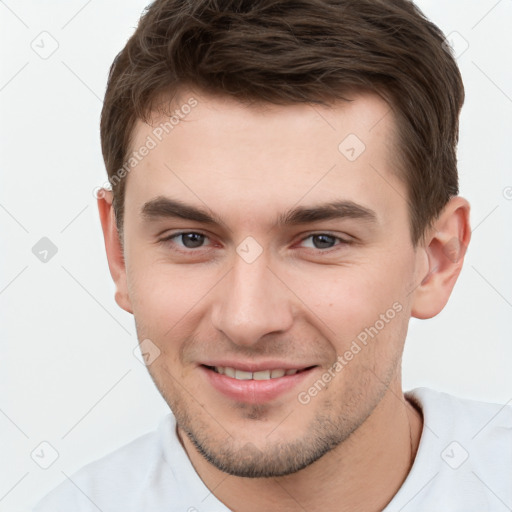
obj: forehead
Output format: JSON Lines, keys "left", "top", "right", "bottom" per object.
{"left": 131, "top": 88, "right": 395, "bottom": 160}
{"left": 124, "top": 89, "right": 406, "bottom": 231}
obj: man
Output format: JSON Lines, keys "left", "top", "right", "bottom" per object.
{"left": 34, "top": 0, "right": 511, "bottom": 510}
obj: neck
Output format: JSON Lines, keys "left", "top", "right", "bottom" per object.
{"left": 179, "top": 384, "right": 423, "bottom": 512}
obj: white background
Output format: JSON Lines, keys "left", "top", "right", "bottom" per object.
{"left": 1, "top": 1, "right": 511, "bottom": 510}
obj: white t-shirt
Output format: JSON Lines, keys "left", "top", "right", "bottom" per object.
{"left": 33, "top": 387, "right": 512, "bottom": 511}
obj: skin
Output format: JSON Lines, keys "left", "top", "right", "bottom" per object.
{"left": 98, "top": 88, "right": 471, "bottom": 512}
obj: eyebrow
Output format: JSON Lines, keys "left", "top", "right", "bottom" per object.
{"left": 141, "top": 196, "right": 378, "bottom": 228}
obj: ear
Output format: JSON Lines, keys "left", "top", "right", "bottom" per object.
{"left": 97, "top": 189, "right": 133, "bottom": 314}
{"left": 411, "top": 196, "right": 471, "bottom": 319}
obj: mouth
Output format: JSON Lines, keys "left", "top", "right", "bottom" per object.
{"left": 200, "top": 364, "right": 318, "bottom": 404}
{"left": 204, "top": 365, "right": 314, "bottom": 380}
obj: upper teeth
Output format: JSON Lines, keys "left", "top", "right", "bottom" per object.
{"left": 215, "top": 367, "right": 298, "bottom": 380}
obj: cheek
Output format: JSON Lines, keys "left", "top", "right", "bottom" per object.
{"left": 128, "top": 260, "right": 209, "bottom": 321}
{"left": 283, "top": 256, "right": 412, "bottom": 349}
{"left": 127, "top": 263, "right": 224, "bottom": 369}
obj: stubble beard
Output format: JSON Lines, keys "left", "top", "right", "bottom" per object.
{"left": 167, "top": 376, "right": 388, "bottom": 478}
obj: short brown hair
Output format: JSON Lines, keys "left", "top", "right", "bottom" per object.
{"left": 100, "top": 0, "right": 464, "bottom": 247}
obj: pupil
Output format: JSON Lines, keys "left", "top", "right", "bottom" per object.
{"left": 182, "top": 233, "right": 204, "bottom": 248}
{"left": 313, "top": 234, "right": 335, "bottom": 249}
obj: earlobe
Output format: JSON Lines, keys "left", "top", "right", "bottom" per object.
{"left": 411, "top": 196, "right": 471, "bottom": 320}
{"left": 97, "top": 189, "right": 133, "bottom": 314}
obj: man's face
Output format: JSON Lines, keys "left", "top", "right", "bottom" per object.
{"left": 120, "top": 90, "right": 427, "bottom": 477}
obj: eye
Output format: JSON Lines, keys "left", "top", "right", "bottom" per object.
{"left": 161, "top": 232, "right": 211, "bottom": 249}
{"left": 299, "top": 233, "right": 349, "bottom": 250}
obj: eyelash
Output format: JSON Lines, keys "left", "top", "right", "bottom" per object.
{"left": 158, "top": 231, "right": 351, "bottom": 254}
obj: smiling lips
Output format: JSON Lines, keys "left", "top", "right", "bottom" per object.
{"left": 202, "top": 364, "right": 316, "bottom": 403}
{"left": 211, "top": 366, "right": 302, "bottom": 380}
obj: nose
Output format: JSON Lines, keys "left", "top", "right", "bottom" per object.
{"left": 211, "top": 252, "right": 294, "bottom": 347}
